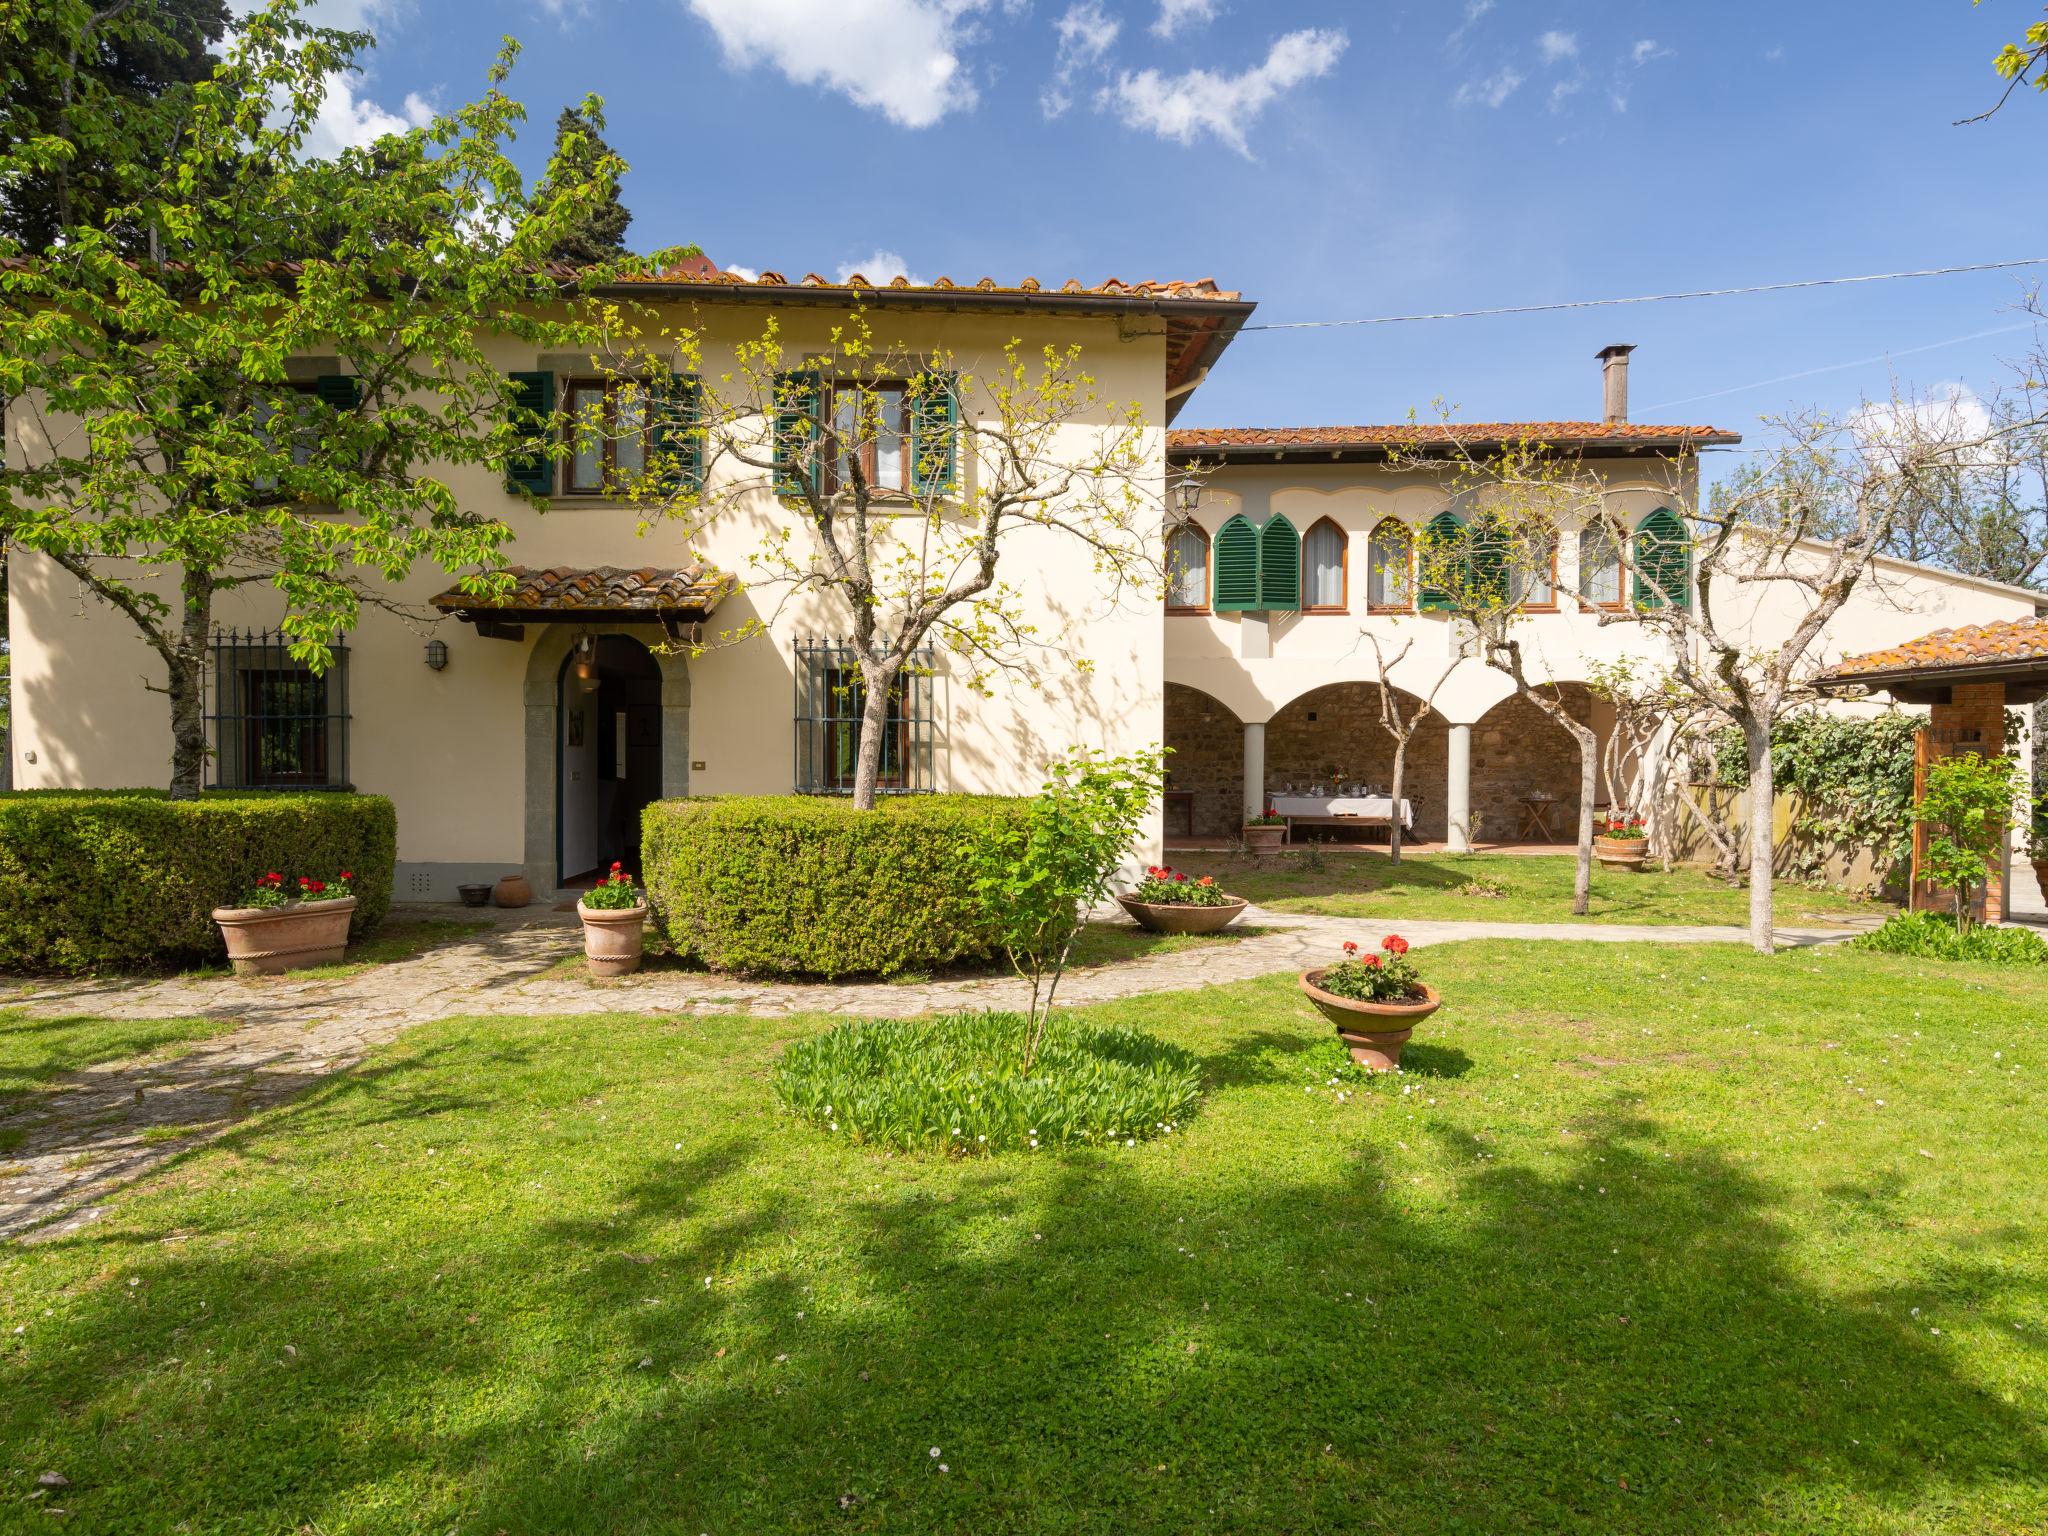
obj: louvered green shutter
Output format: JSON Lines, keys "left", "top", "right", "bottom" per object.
{"left": 1417, "top": 511, "right": 1463, "bottom": 611}
{"left": 313, "top": 373, "right": 362, "bottom": 411}
{"left": 1258, "top": 514, "right": 1301, "bottom": 611}
{"left": 1213, "top": 515, "right": 1260, "bottom": 611}
{"left": 909, "top": 369, "right": 958, "bottom": 497}
{"left": 1633, "top": 508, "right": 1691, "bottom": 610}
{"left": 772, "top": 369, "right": 823, "bottom": 497}
{"left": 650, "top": 372, "right": 702, "bottom": 492}
{"left": 505, "top": 370, "right": 555, "bottom": 494}
{"left": 1468, "top": 517, "right": 1509, "bottom": 603}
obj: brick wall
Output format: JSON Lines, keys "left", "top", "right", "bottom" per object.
{"left": 1164, "top": 683, "right": 1244, "bottom": 837}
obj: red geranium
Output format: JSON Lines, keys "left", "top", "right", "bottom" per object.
{"left": 1382, "top": 934, "right": 1409, "bottom": 955}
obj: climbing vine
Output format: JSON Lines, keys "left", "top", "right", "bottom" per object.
{"left": 1707, "top": 712, "right": 1921, "bottom": 884}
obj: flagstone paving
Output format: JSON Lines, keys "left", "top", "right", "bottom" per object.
{"left": 0, "top": 902, "right": 1875, "bottom": 1244}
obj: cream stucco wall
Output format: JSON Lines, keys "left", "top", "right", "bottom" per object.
{"left": 6, "top": 302, "right": 1169, "bottom": 893}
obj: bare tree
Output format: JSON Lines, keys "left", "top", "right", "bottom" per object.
{"left": 594, "top": 309, "right": 1161, "bottom": 808}
{"left": 1361, "top": 631, "right": 1456, "bottom": 864}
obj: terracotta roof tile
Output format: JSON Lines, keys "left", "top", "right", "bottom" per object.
{"left": 1168, "top": 421, "right": 1738, "bottom": 452}
{"left": 1818, "top": 618, "right": 2048, "bottom": 680}
{"left": 430, "top": 564, "right": 728, "bottom": 616}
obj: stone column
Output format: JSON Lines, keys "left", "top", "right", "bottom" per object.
{"left": 1445, "top": 722, "right": 1473, "bottom": 853}
{"left": 1242, "top": 721, "right": 1266, "bottom": 825}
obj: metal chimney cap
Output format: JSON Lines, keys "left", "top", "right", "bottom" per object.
{"left": 1595, "top": 343, "right": 1637, "bottom": 360}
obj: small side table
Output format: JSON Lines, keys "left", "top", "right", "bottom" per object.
{"left": 1518, "top": 794, "right": 1562, "bottom": 843}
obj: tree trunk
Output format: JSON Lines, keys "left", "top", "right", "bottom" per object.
{"left": 1744, "top": 718, "right": 1776, "bottom": 954}
{"left": 1570, "top": 720, "right": 1596, "bottom": 916}
{"left": 167, "top": 566, "right": 214, "bottom": 801}
{"left": 1387, "top": 742, "right": 1406, "bottom": 864}
{"left": 849, "top": 655, "right": 898, "bottom": 812}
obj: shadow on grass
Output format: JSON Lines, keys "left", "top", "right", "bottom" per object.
{"left": 6, "top": 1087, "right": 2042, "bottom": 1533}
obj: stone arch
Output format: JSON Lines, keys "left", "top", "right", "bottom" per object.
{"left": 1469, "top": 681, "right": 1596, "bottom": 845}
{"left": 1164, "top": 681, "right": 1245, "bottom": 840}
{"left": 1266, "top": 680, "right": 1452, "bottom": 842}
{"left": 522, "top": 625, "right": 691, "bottom": 890}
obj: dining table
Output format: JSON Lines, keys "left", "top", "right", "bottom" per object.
{"left": 1267, "top": 793, "right": 1415, "bottom": 839}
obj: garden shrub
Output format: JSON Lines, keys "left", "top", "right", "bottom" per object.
{"left": 641, "top": 795, "right": 1034, "bottom": 978}
{"left": 773, "top": 1011, "right": 1203, "bottom": 1153}
{"left": 0, "top": 790, "right": 396, "bottom": 974}
{"left": 1709, "top": 712, "right": 1920, "bottom": 884}
{"left": 1848, "top": 910, "right": 2048, "bottom": 966}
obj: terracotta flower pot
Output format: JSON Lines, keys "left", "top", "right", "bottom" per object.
{"left": 2032, "top": 858, "right": 2048, "bottom": 898}
{"left": 580, "top": 900, "right": 647, "bottom": 976}
{"left": 492, "top": 873, "right": 534, "bottom": 908}
{"left": 212, "top": 895, "right": 357, "bottom": 976}
{"left": 1116, "top": 893, "right": 1248, "bottom": 935}
{"left": 1244, "top": 824, "right": 1287, "bottom": 852}
{"left": 1298, "top": 973, "right": 1442, "bottom": 1072}
{"left": 1594, "top": 836, "right": 1647, "bottom": 870}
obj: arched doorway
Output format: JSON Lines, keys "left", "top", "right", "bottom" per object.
{"left": 1469, "top": 682, "right": 1596, "bottom": 845}
{"left": 1164, "top": 681, "right": 1245, "bottom": 841}
{"left": 555, "top": 635, "right": 664, "bottom": 885}
{"left": 1266, "top": 681, "right": 1449, "bottom": 842}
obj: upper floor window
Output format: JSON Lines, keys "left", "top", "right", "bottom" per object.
{"left": 828, "top": 381, "right": 910, "bottom": 494}
{"left": 1166, "top": 522, "right": 1210, "bottom": 611}
{"left": 564, "top": 377, "right": 648, "bottom": 494}
{"left": 1509, "top": 531, "right": 1558, "bottom": 609}
{"left": 1633, "top": 508, "right": 1692, "bottom": 610}
{"left": 1303, "top": 518, "right": 1347, "bottom": 611}
{"left": 1366, "top": 518, "right": 1412, "bottom": 611}
{"left": 1578, "top": 523, "right": 1623, "bottom": 608}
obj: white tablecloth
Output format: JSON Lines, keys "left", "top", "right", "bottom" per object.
{"left": 1269, "top": 794, "right": 1413, "bottom": 829}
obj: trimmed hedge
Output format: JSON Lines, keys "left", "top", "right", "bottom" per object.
{"left": 642, "top": 795, "right": 1033, "bottom": 978}
{"left": 0, "top": 791, "right": 396, "bottom": 974}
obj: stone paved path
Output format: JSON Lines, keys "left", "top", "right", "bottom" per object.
{"left": 0, "top": 902, "right": 1874, "bottom": 1244}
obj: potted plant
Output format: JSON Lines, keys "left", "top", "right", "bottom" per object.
{"left": 1594, "top": 814, "right": 1648, "bottom": 870}
{"left": 579, "top": 861, "right": 648, "bottom": 976}
{"left": 1299, "top": 935, "right": 1440, "bottom": 1072}
{"left": 1244, "top": 807, "right": 1289, "bottom": 852}
{"left": 1116, "top": 864, "right": 1248, "bottom": 934}
{"left": 212, "top": 869, "right": 358, "bottom": 976}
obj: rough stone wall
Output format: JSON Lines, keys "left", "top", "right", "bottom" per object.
{"left": 1164, "top": 683, "right": 1244, "bottom": 837}
{"left": 1469, "top": 685, "right": 1594, "bottom": 845}
{"left": 1265, "top": 684, "right": 1451, "bottom": 842}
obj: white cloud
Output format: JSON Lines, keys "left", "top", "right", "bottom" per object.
{"left": 834, "top": 249, "right": 924, "bottom": 285}
{"left": 302, "top": 77, "right": 434, "bottom": 157}
{"left": 686, "top": 0, "right": 985, "bottom": 130}
{"left": 1453, "top": 65, "right": 1523, "bottom": 109}
{"left": 1852, "top": 383, "right": 1998, "bottom": 468}
{"left": 1548, "top": 75, "right": 1584, "bottom": 111}
{"left": 1630, "top": 38, "right": 1673, "bottom": 66}
{"left": 1763, "top": 45, "right": 1784, "bottom": 63}
{"left": 1610, "top": 37, "right": 1674, "bottom": 113}
{"left": 1445, "top": 0, "right": 1493, "bottom": 51}
{"left": 1043, "top": 1, "right": 1119, "bottom": 118}
{"left": 1104, "top": 27, "right": 1348, "bottom": 156}
{"left": 1152, "top": 0, "right": 1217, "bottom": 41}
{"left": 724, "top": 263, "right": 761, "bottom": 282}
{"left": 1537, "top": 30, "right": 1577, "bottom": 63}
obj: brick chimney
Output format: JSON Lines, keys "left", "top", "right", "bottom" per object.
{"left": 1597, "top": 344, "right": 1636, "bottom": 424}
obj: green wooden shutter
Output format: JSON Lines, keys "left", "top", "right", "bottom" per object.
{"left": 1212, "top": 515, "right": 1260, "bottom": 611}
{"left": 1633, "top": 508, "right": 1691, "bottom": 610}
{"left": 1467, "top": 516, "right": 1509, "bottom": 603}
{"left": 650, "top": 372, "right": 702, "bottom": 492}
{"left": 1258, "top": 514, "right": 1301, "bottom": 611}
{"left": 1417, "top": 511, "right": 1463, "bottom": 611}
{"left": 313, "top": 373, "right": 362, "bottom": 411}
{"left": 909, "top": 369, "right": 959, "bottom": 497}
{"left": 772, "top": 369, "right": 823, "bottom": 497}
{"left": 505, "top": 370, "right": 555, "bottom": 494}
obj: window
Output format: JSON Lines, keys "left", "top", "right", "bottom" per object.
{"left": 1509, "top": 532, "right": 1558, "bottom": 609}
{"left": 1634, "top": 508, "right": 1692, "bottom": 610}
{"left": 207, "top": 629, "right": 350, "bottom": 790}
{"left": 828, "top": 382, "right": 910, "bottom": 494}
{"left": 1578, "top": 523, "right": 1624, "bottom": 608}
{"left": 794, "top": 640, "right": 935, "bottom": 794}
{"left": 1366, "top": 518, "right": 1412, "bottom": 611}
{"left": 1303, "top": 518, "right": 1347, "bottom": 611}
{"left": 775, "top": 370, "right": 957, "bottom": 500}
{"left": 1416, "top": 511, "right": 1464, "bottom": 611}
{"left": 1257, "top": 514, "right": 1301, "bottom": 611}
{"left": 251, "top": 375, "right": 358, "bottom": 492}
{"left": 563, "top": 377, "right": 648, "bottom": 495}
{"left": 1166, "top": 522, "right": 1210, "bottom": 611}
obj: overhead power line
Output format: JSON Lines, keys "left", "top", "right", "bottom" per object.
{"left": 1239, "top": 258, "right": 2048, "bottom": 333}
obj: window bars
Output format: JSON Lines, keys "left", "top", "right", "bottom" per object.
{"left": 793, "top": 640, "right": 935, "bottom": 795}
{"left": 206, "top": 628, "right": 352, "bottom": 791}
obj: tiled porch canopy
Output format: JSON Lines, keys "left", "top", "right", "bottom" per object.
{"left": 430, "top": 564, "right": 728, "bottom": 637}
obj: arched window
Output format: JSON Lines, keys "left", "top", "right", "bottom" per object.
{"left": 1166, "top": 522, "right": 1210, "bottom": 611}
{"left": 1509, "top": 531, "right": 1558, "bottom": 609}
{"left": 1578, "top": 522, "right": 1623, "bottom": 608}
{"left": 1634, "top": 508, "right": 1691, "bottom": 610}
{"left": 1213, "top": 514, "right": 1260, "bottom": 611}
{"left": 1417, "top": 510, "right": 1464, "bottom": 611}
{"left": 1366, "top": 518, "right": 1412, "bottom": 611}
{"left": 1258, "top": 514, "right": 1301, "bottom": 611}
{"left": 1303, "top": 518, "right": 1347, "bottom": 611}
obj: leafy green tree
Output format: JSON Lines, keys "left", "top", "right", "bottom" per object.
{"left": 972, "top": 748, "right": 1162, "bottom": 1074}
{"left": 1916, "top": 752, "right": 2025, "bottom": 930}
{"left": 537, "top": 104, "right": 633, "bottom": 264}
{"left": 0, "top": 0, "right": 659, "bottom": 797}
{"left": 0, "top": 0, "right": 230, "bottom": 251}
{"left": 1960, "top": 1, "right": 2048, "bottom": 122}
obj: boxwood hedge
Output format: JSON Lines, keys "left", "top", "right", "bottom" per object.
{"left": 0, "top": 790, "right": 396, "bottom": 974}
{"left": 641, "top": 795, "right": 1032, "bottom": 978}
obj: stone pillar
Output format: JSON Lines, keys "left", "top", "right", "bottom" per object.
{"left": 1445, "top": 722, "right": 1473, "bottom": 853}
{"left": 1242, "top": 721, "right": 1266, "bottom": 825}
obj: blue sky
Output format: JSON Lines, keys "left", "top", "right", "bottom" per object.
{"left": 305, "top": 0, "right": 2043, "bottom": 448}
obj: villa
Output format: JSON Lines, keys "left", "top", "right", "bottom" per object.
{"left": 6, "top": 273, "right": 2042, "bottom": 899}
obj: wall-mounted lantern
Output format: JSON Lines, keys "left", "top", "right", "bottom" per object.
{"left": 424, "top": 638, "right": 449, "bottom": 671}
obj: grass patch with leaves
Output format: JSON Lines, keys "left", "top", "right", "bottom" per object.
{"left": 1177, "top": 849, "right": 1885, "bottom": 926}
{"left": 0, "top": 1009, "right": 234, "bottom": 1112}
{"left": 0, "top": 942, "right": 2043, "bottom": 1533}
{"left": 1849, "top": 910, "right": 2048, "bottom": 966}
{"left": 773, "top": 1011, "right": 1202, "bottom": 1154}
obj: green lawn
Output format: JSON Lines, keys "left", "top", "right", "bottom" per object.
{"left": 1170, "top": 848, "right": 1888, "bottom": 926}
{"left": 2, "top": 942, "right": 2043, "bottom": 1533}
{"left": 0, "top": 1009, "right": 235, "bottom": 1116}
